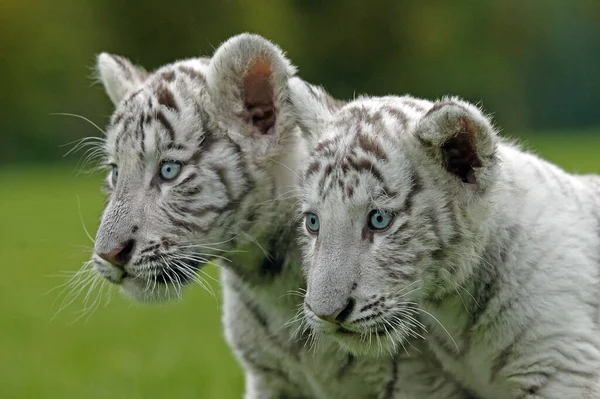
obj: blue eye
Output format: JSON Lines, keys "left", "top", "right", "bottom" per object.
{"left": 305, "top": 213, "right": 320, "bottom": 234}
{"left": 111, "top": 166, "right": 118, "bottom": 186}
{"left": 160, "top": 161, "right": 182, "bottom": 180}
{"left": 368, "top": 210, "right": 394, "bottom": 231}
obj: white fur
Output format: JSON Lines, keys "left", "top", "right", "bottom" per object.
{"left": 297, "top": 94, "right": 600, "bottom": 398}
{"left": 91, "top": 34, "right": 470, "bottom": 398}
{"left": 96, "top": 53, "right": 148, "bottom": 105}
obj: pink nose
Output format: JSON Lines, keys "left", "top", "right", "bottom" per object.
{"left": 97, "top": 240, "right": 135, "bottom": 268}
{"left": 308, "top": 298, "right": 355, "bottom": 324}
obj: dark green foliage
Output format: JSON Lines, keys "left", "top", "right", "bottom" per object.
{"left": 1, "top": 0, "right": 599, "bottom": 165}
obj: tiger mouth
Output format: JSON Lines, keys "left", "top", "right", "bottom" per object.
{"left": 137, "top": 259, "right": 204, "bottom": 285}
{"left": 335, "top": 326, "right": 387, "bottom": 337}
{"left": 103, "top": 259, "right": 205, "bottom": 286}
{"left": 337, "top": 326, "right": 360, "bottom": 335}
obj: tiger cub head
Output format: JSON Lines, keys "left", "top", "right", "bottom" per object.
{"left": 294, "top": 94, "right": 500, "bottom": 355}
{"left": 91, "top": 34, "right": 307, "bottom": 302}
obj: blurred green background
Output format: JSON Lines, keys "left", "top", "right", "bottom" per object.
{"left": 1, "top": 0, "right": 599, "bottom": 398}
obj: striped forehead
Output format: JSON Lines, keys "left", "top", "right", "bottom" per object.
{"left": 333, "top": 98, "right": 427, "bottom": 136}
{"left": 106, "top": 66, "right": 210, "bottom": 160}
{"left": 304, "top": 98, "right": 427, "bottom": 204}
{"left": 305, "top": 134, "right": 391, "bottom": 204}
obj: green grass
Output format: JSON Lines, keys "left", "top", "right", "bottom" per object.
{"left": 0, "top": 132, "right": 598, "bottom": 398}
{"left": 0, "top": 168, "right": 244, "bottom": 398}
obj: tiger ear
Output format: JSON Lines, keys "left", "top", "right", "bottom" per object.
{"left": 206, "top": 33, "right": 297, "bottom": 155}
{"left": 415, "top": 97, "right": 497, "bottom": 187}
{"left": 96, "top": 53, "right": 148, "bottom": 106}
{"left": 288, "top": 77, "right": 344, "bottom": 145}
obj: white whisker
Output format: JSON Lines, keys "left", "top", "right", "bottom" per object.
{"left": 241, "top": 232, "right": 271, "bottom": 260}
{"left": 265, "top": 157, "right": 303, "bottom": 182}
{"left": 76, "top": 195, "right": 95, "bottom": 244}
{"left": 418, "top": 307, "right": 459, "bottom": 354}
{"left": 51, "top": 112, "right": 106, "bottom": 136}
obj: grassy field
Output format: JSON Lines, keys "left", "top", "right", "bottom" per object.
{"left": 0, "top": 132, "right": 599, "bottom": 399}
{"left": 0, "top": 168, "right": 244, "bottom": 398}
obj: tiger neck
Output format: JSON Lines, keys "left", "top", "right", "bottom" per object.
{"left": 223, "top": 137, "right": 310, "bottom": 319}
{"left": 225, "top": 199, "right": 306, "bottom": 315}
{"left": 421, "top": 170, "right": 526, "bottom": 348}
{"left": 228, "top": 218, "right": 301, "bottom": 284}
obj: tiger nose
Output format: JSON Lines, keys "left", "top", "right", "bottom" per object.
{"left": 97, "top": 239, "right": 135, "bottom": 268}
{"left": 309, "top": 298, "right": 355, "bottom": 324}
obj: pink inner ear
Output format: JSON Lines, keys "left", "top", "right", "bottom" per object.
{"left": 243, "top": 58, "right": 276, "bottom": 134}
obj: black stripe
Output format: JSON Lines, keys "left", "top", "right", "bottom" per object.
{"left": 352, "top": 311, "right": 384, "bottom": 324}
{"left": 163, "top": 210, "right": 192, "bottom": 231}
{"left": 355, "top": 132, "right": 388, "bottom": 161}
{"left": 137, "top": 115, "right": 145, "bottom": 152}
{"left": 239, "top": 350, "right": 288, "bottom": 383}
{"left": 189, "top": 128, "right": 216, "bottom": 164}
{"left": 489, "top": 330, "right": 558, "bottom": 388}
{"left": 361, "top": 223, "right": 374, "bottom": 243}
{"left": 111, "top": 112, "right": 124, "bottom": 126}
{"left": 403, "top": 169, "right": 424, "bottom": 213}
{"left": 260, "top": 252, "right": 285, "bottom": 278}
{"left": 425, "top": 207, "right": 443, "bottom": 252}
{"left": 336, "top": 354, "right": 355, "bottom": 379}
{"left": 490, "top": 339, "right": 514, "bottom": 380}
{"left": 467, "top": 259, "right": 499, "bottom": 331}
{"left": 401, "top": 98, "right": 427, "bottom": 112}
{"left": 359, "top": 300, "right": 382, "bottom": 313}
{"left": 383, "top": 358, "right": 398, "bottom": 399}
{"left": 178, "top": 66, "right": 207, "bottom": 84}
{"left": 317, "top": 163, "right": 334, "bottom": 198}
{"left": 140, "top": 134, "right": 145, "bottom": 156}
{"left": 190, "top": 205, "right": 223, "bottom": 217}
{"left": 156, "top": 111, "right": 175, "bottom": 141}
{"left": 171, "top": 202, "right": 224, "bottom": 218}
{"left": 115, "top": 116, "right": 133, "bottom": 153}
{"left": 177, "top": 172, "right": 198, "bottom": 188}
{"left": 213, "top": 165, "right": 233, "bottom": 202}
{"left": 156, "top": 85, "right": 179, "bottom": 112}
{"left": 259, "top": 228, "right": 290, "bottom": 279}
{"left": 386, "top": 260, "right": 418, "bottom": 280}
{"left": 160, "top": 70, "right": 175, "bottom": 82}
{"left": 347, "top": 157, "right": 385, "bottom": 184}
{"left": 166, "top": 142, "right": 187, "bottom": 151}
{"left": 321, "top": 168, "right": 339, "bottom": 200}
{"left": 163, "top": 208, "right": 207, "bottom": 233}
{"left": 112, "top": 55, "right": 132, "bottom": 79}
{"left": 443, "top": 198, "right": 461, "bottom": 245}
{"left": 124, "top": 89, "right": 143, "bottom": 104}
{"left": 140, "top": 243, "right": 161, "bottom": 254}
{"left": 313, "top": 137, "right": 339, "bottom": 157}
{"left": 348, "top": 106, "right": 385, "bottom": 129}
{"left": 464, "top": 227, "right": 521, "bottom": 342}
{"left": 381, "top": 105, "right": 409, "bottom": 130}
{"left": 244, "top": 299, "right": 268, "bottom": 329}
{"left": 304, "top": 160, "right": 321, "bottom": 179}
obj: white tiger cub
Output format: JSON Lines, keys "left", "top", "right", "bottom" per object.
{"left": 90, "top": 34, "right": 470, "bottom": 398}
{"left": 295, "top": 93, "right": 600, "bottom": 398}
